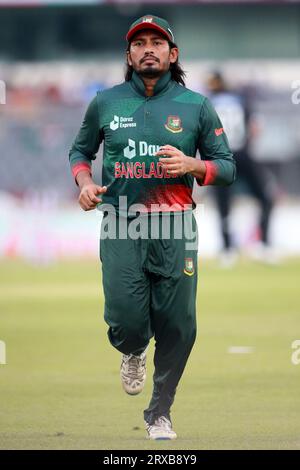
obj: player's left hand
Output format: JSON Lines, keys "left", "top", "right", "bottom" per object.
{"left": 155, "top": 145, "right": 194, "bottom": 177}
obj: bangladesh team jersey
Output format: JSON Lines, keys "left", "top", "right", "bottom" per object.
{"left": 69, "top": 70, "right": 236, "bottom": 215}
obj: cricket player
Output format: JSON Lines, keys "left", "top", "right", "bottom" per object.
{"left": 69, "top": 15, "right": 236, "bottom": 440}
{"left": 206, "top": 71, "right": 273, "bottom": 265}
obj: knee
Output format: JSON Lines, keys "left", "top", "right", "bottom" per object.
{"left": 107, "top": 317, "right": 151, "bottom": 355}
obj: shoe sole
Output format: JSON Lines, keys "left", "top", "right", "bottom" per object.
{"left": 123, "top": 387, "right": 143, "bottom": 396}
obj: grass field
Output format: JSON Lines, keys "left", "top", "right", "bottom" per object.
{"left": 0, "top": 258, "right": 300, "bottom": 450}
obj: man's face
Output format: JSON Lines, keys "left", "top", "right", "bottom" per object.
{"left": 207, "top": 75, "right": 224, "bottom": 93}
{"left": 127, "top": 29, "right": 178, "bottom": 78}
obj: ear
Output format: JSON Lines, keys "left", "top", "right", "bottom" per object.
{"left": 127, "top": 51, "right": 132, "bottom": 67}
{"left": 169, "top": 47, "right": 179, "bottom": 64}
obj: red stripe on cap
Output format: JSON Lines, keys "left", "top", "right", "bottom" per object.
{"left": 126, "top": 23, "right": 172, "bottom": 42}
{"left": 72, "top": 162, "right": 92, "bottom": 179}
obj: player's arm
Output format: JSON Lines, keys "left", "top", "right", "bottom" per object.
{"left": 155, "top": 98, "right": 236, "bottom": 185}
{"left": 76, "top": 170, "right": 107, "bottom": 212}
{"left": 195, "top": 97, "right": 236, "bottom": 186}
{"left": 69, "top": 95, "right": 107, "bottom": 211}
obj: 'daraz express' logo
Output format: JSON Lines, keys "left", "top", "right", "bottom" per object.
{"left": 110, "top": 115, "right": 137, "bottom": 131}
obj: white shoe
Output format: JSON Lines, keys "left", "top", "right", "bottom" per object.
{"left": 145, "top": 416, "right": 177, "bottom": 440}
{"left": 246, "top": 242, "right": 281, "bottom": 265}
{"left": 120, "top": 349, "right": 147, "bottom": 395}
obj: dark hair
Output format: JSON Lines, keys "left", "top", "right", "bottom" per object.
{"left": 125, "top": 41, "right": 186, "bottom": 86}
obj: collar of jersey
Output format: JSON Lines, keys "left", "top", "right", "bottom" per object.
{"left": 130, "top": 70, "right": 173, "bottom": 97}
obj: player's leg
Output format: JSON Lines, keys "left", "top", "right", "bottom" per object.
{"left": 214, "top": 184, "right": 238, "bottom": 267}
{"left": 214, "top": 185, "right": 232, "bottom": 250}
{"left": 144, "top": 256, "right": 197, "bottom": 425}
{"left": 100, "top": 214, "right": 152, "bottom": 394}
{"left": 238, "top": 152, "right": 273, "bottom": 245}
{"left": 143, "top": 212, "right": 198, "bottom": 438}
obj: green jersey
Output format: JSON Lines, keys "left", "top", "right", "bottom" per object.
{"left": 69, "top": 70, "right": 236, "bottom": 215}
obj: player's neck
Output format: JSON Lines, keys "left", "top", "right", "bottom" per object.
{"left": 141, "top": 77, "right": 159, "bottom": 97}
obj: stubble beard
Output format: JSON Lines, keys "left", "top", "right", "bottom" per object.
{"left": 138, "top": 66, "right": 163, "bottom": 79}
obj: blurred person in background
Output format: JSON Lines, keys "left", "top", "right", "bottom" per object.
{"left": 69, "top": 16, "right": 235, "bottom": 440}
{"left": 206, "top": 71, "right": 275, "bottom": 266}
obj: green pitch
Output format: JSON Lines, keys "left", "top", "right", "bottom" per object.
{"left": 0, "top": 258, "right": 299, "bottom": 450}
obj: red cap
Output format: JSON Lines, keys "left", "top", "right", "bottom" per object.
{"left": 126, "top": 15, "right": 175, "bottom": 43}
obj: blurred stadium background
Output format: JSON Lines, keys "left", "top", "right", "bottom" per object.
{"left": 1, "top": 0, "right": 300, "bottom": 450}
{"left": 1, "top": 0, "right": 300, "bottom": 260}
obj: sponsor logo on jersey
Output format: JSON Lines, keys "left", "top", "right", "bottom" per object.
{"left": 143, "top": 16, "right": 153, "bottom": 23}
{"left": 214, "top": 127, "right": 224, "bottom": 136}
{"left": 183, "top": 257, "right": 194, "bottom": 276}
{"left": 124, "top": 138, "right": 136, "bottom": 159}
{"left": 110, "top": 115, "right": 137, "bottom": 131}
{"left": 123, "top": 139, "right": 160, "bottom": 160}
{"left": 165, "top": 115, "right": 183, "bottom": 133}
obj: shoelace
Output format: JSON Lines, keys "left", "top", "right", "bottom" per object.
{"left": 122, "top": 355, "right": 145, "bottom": 379}
{"left": 147, "top": 416, "right": 172, "bottom": 432}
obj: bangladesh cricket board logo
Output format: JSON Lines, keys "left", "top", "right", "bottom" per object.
{"left": 143, "top": 16, "right": 153, "bottom": 23}
{"left": 165, "top": 115, "right": 183, "bottom": 133}
{"left": 184, "top": 258, "right": 194, "bottom": 276}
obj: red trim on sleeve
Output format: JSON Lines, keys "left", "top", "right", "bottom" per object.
{"left": 202, "top": 161, "right": 218, "bottom": 186}
{"left": 71, "top": 163, "right": 92, "bottom": 179}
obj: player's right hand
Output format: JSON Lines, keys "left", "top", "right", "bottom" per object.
{"left": 78, "top": 184, "right": 107, "bottom": 211}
